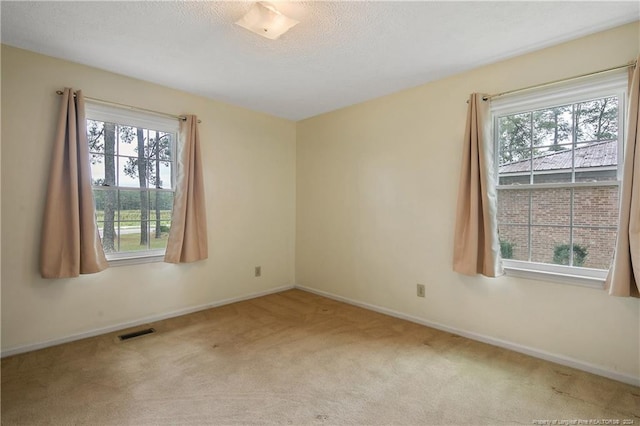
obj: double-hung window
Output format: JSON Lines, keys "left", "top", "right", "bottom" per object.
{"left": 86, "top": 103, "right": 178, "bottom": 264}
{"left": 492, "top": 72, "right": 627, "bottom": 287}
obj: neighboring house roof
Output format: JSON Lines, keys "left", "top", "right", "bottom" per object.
{"left": 499, "top": 140, "right": 617, "bottom": 174}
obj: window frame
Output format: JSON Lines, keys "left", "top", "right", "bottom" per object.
{"left": 491, "top": 71, "right": 628, "bottom": 288}
{"left": 85, "top": 102, "right": 179, "bottom": 266}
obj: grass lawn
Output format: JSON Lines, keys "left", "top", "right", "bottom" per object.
{"left": 96, "top": 210, "right": 172, "bottom": 227}
{"left": 117, "top": 232, "right": 169, "bottom": 252}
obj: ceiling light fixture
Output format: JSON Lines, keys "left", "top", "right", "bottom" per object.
{"left": 235, "top": 2, "right": 299, "bottom": 40}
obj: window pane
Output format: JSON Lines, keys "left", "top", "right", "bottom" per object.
{"left": 150, "top": 191, "right": 174, "bottom": 221}
{"left": 531, "top": 226, "right": 569, "bottom": 265}
{"left": 575, "top": 97, "right": 618, "bottom": 144}
{"left": 573, "top": 139, "right": 618, "bottom": 182}
{"left": 531, "top": 143, "right": 574, "bottom": 183}
{"left": 497, "top": 189, "right": 529, "bottom": 225}
{"left": 87, "top": 120, "right": 106, "bottom": 154}
{"left": 572, "top": 227, "right": 616, "bottom": 270}
{"left": 498, "top": 148, "right": 531, "bottom": 185}
{"left": 90, "top": 154, "right": 105, "bottom": 186}
{"left": 498, "top": 112, "right": 531, "bottom": 162}
{"left": 531, "top": 188, "right": 570, "bottom": 226}
{"left": 122, "top": 155, "right": 150, "bottom": 188}
{"left": 118, "top": 222, "right": 151, "bottom": 252}
{"left": 575, "top": 170, "right": 617, "bottom": 182}
{"left": 149, "top": 132, "right": 173, "bottom": 160}
{"left": 94, "top": 189, "right": 118, "bottom": 221}
{"left": 499, "top": 147, "right": 531, "bottom": 167}
{"left": 96, "top": 221, "right": 119, "bottom": 253}
{"left": 150, "top": 221, "right": 171, "bottom": 250}
{"left": 118, "top": 189, "right": 149, "bottom": 218}
{"left": 532, "top": 105, "right": 572, "bottom": 150}
{"left": 532, "top": 172, "right": 572, "bottom": 184}
{"left": 497, "top": 225, "right": 528, "bottom": 261}
{"left": 118, "top": 156, "right": 148, "bottom": 188}
{"left": 573, "top": 187, "right": 619, "bottom": 227}
{"left": 151, "top": 161, "right": 173, "bottom": 189}
{"left": 117, "top": 125, "right": 139, "bottom": 157}
{"left": 90, "top": 154, "right": 116, "bottom": 187}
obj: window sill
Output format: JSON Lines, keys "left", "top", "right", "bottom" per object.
{"left": 106, "top": 252, "right": 165, "bottom": 267}
{"left": 503, "top": 260, "right": 606, "bottom": 289}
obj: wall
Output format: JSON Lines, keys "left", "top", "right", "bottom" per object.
{"left": 296, "top": 22, "right": 640, "bottom": 381}
{"left": 1, "top": 46, "right": 296, "bottom": 353}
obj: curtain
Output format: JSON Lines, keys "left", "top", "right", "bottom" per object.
{"left": 40, "top": 88, "right": 108, "bottom": 278}
{"left": 453, "top": 93, "right": 502, "bottom": 277}
{"left": 165, "top": 115, "right": 208, "bottom": 263}
{"left": 606, "top": 57, "right": 640, "bottom": 297}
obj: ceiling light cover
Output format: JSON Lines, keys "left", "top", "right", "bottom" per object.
{"left": 235, "top": 2, "right": 299, "bottom": 40}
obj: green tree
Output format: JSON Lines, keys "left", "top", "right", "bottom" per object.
{"left": 122, "top": 129, "right": 172, "bottom": 240}
{"left": 88, "top": 121, "right": 131, "bottom": 252}
{"left": 498, "top": 97, "right": 618, "bottom": 167}
{"left": 498, "top": 112, "right": 532, "bottom": 164}
{"left": 575, "top": 97, "right": 618, "bottom": 142}
{"left": 533, "top": 106, "right": 571, "bottom": 151}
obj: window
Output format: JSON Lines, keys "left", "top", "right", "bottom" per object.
{"left": 492, "top": 72, "right": 627, "bottom": 287}
{"left": 86, "top": 103, "right": 179, "bottom": 264}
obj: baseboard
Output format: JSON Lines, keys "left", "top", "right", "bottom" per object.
{"left": 1, "top": 284, "right": 295, "bottom": 358}
{"left": 295, "top": 284, "right": 640, "bottom": 387}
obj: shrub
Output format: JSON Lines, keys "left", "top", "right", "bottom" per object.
{"left": 553, "top": 243, "right": 588, "bottom": 267}
{"left": 500, "top": 240, "right": 513, "bottom": 260}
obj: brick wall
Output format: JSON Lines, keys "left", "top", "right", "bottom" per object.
{"left": 497, "top": 186, "right": 619, "bottom": 269}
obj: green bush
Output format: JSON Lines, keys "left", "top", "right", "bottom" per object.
{"left": 500, "top": 240, "right": 513, "bottom": 259}
{"left": 553, "top": 243, "right": 588, "bottom": 267}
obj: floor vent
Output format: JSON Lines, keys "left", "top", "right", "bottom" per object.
{"left": 118, "top": 328, "right": 156, "bottom": 341}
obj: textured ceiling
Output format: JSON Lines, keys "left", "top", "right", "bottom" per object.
{"left": 1, "top": 1, "right": 638, "bottom": 120}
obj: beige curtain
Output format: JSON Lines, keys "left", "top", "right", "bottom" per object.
{"left": 40, "top": 88, "right": 108, "bottom": 278}
{"left": 453, "top": 93, "right": 502, "bottom": 277}
{"left": 606, "top": 57, "right": 640, "bottom": 297}
{"left": 165, "top": 115, "right": 208, "bottom": 263}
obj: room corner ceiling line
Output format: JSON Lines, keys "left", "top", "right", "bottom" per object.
{"left": 482, "top": 60, "right": 637, "bottom": 101}
{"left": 55, "top": 90, "right": 202, "bottom": 123}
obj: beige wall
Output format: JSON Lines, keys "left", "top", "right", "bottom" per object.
{"left": 1, "top": 46, "right": 296, "bottom": 351}
{"left": 296, "top": 22, "right": 640, "bottom": 379}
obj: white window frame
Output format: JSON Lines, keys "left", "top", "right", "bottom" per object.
{"left": 86, "top": 102, "right": 179, "bottom": 266}
{"left": 491, "top": 71, "right": 627, "bottom": 288}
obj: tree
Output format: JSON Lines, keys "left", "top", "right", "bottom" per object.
{"left": 122, "top": 129, "right": 172, "bottom": 241}
{"left": 533, "top": 106, "right": 571, "bottom": 151}
{"left": 498, "top": 98, "right": 618, "bottom": 167}
{"left": 497, "top": 112, "right": 532, "bottom": 164}
{"left": 102, "top": 122, "right": 116, "bottom": 252}
{"left": 136, "top": 128, "right": 149, "bottom": 245}
{"left": 151, "top": 131, "right": 172, "bottom": 238}
{"left": 575, "top": 97, "right": 618, "bottom": 143}
{"left": 87, "top": 120, "right": 174, "bottom": 252}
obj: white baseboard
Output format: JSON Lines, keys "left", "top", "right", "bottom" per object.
{"left": 1, "top": 285, "right": 295, "bottom": 358}
{"left": 295, "top": 285, "right": 640, "bottom": 387}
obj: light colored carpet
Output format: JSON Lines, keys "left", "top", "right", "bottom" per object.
{"left": 1, "top": 289, "right": 639, "bottom": 425}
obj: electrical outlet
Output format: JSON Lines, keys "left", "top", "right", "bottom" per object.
{"left": 417, "top": 284, "right": 425, "bottom": 298}
{"left": 255, "top": 266, "right": 261, "bottom": 277}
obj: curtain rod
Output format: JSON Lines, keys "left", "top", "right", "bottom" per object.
{"left": 467, "top": 61, "right": 636, "bottom": 103}
{"left": 55, "top": 90, "right": 202, "bottom": 123}
{"left": 485, "top": 61, "right": 636, "bottom": 100}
